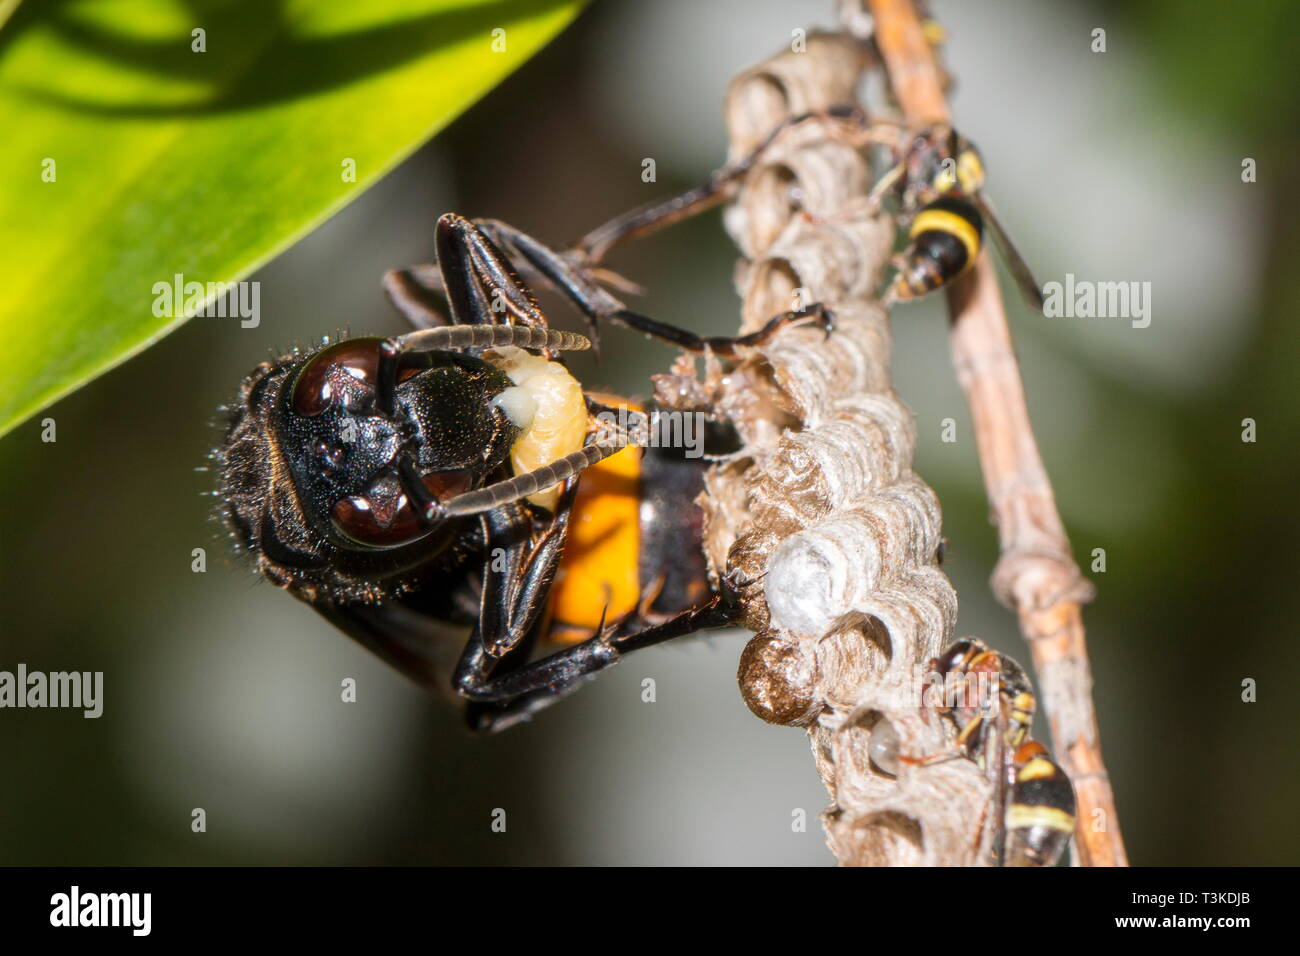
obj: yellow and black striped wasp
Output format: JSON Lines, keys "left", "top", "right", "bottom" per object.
{"left": 907, "top": 638, "right": 1076, "bottom": 866}
{"left": 864, "top": 124, "right": 1046, "bottom": 310}
{"left": 569, "top": 110, "right": 1044, "bottom": 315}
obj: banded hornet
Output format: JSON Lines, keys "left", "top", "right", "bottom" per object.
{"left": 216, "top": 212, "right": 828, "bottom": 732}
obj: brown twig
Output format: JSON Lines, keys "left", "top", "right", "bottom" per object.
{"left": 864, "top": 0, "right": 1128, "bottom": 866}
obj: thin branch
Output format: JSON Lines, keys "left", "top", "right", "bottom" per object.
{"left": 864, "top": 0, "right": 1128, "bottom": 866}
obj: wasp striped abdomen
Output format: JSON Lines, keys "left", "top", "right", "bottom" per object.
{"left": 1004, "top": 741, "right": 1078, "bottom": 867}
{"left": 917, "top": 637, "right": 1077, "bottom": 866}
{"left": 887, "top": 195, "right": 984, "bottom": 302}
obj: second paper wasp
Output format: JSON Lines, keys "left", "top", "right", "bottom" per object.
{"left": 906, "top": 638, "right": 1077, "bottom": 866}
{"left": 572, "top": 109, "right": 1044, "bottom": 314}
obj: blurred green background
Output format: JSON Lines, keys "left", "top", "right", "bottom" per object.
{"left": 1, "top": 0, "right": 1297, "bottom": 864}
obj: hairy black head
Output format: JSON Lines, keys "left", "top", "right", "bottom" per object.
{"left": 215, "top": 336, "right": 520, "bottom": 605}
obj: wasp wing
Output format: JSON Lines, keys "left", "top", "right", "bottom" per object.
{"left": 988, "top": 692, "right": 1012, "bottom": 866}
{"left": 973, "top": 194, "right": 1045, "bottom": 313}
{"left": 313, "top": 597, "right": 468, "bottom": 696}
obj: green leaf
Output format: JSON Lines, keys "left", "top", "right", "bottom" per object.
{"left": 0, "top": 0, "right": 583, "bottom": 438}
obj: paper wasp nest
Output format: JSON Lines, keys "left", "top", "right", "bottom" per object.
{"left": 680, "top": 34, "right": 993, "bottom": 866}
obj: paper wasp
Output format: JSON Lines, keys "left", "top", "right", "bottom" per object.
{"left": 216, "top": 212, "right": 828, "bottom": 731}
{"left": 866, "top": 124, "right": 1045, "bottom": 310}
{"left": 574, "top": 110, "right": 1044, "bottom": 314}
{"left": 905, "top": 638, "right": 1076, "bottom": 866}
